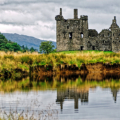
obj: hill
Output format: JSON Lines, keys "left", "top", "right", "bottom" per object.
{"left": 2, "top": 33, "right": 56, "bottom": 52}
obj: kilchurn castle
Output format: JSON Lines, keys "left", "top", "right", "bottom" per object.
{"left": 55, "top": 8, "right": 120, "bottom": 52}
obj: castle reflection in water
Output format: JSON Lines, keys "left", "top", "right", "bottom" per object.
{"left": 29, "top": 68, "right": 120, "bottom": 110}
{"left": 56, "top": 88, "right": 118, "bottom": 110}
{"left": 56, "top": 88, "right": 88, "bottom": 110}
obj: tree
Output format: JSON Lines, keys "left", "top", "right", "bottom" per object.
{"left": 11, "top": 43, "right": 21, "bottom": 52}
{"left": 30, "top": 47, "right": 35, "bottom": 52}
{"left": 39, "top": 41, "right": 55, "bottom": 54}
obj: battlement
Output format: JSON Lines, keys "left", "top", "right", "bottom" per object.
{"left": 80, "top": 15, "right": 88, "bottom": 20}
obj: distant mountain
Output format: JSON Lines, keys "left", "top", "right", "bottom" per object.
{"left": 2, "top": 33, "right": 56, "bottom": 52}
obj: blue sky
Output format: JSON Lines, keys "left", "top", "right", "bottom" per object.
{"left": 0, "top": 0, "right": 120, "bottom": 41}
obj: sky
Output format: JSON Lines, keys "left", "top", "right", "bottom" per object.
{"left": 0, "top": 0, "right": 120, "bottom": 42}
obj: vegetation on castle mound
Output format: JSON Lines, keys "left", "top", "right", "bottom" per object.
{"left": 0, "top": 49, "right": 120, "bottom": 77}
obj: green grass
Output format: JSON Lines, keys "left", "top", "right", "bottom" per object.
{"left": 56, "top": 50, "right": 113, "bottom": 54}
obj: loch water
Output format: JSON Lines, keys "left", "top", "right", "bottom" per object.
{"left": 0, "top": 74, "right": 120, "bottom": 120}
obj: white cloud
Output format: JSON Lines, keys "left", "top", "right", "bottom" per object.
{"left": 0, "top": 0, "right": 120, "bottom": 41}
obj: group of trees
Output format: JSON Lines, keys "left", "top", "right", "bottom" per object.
{"left": 0, "top": 32, "right": 56, "bottom": 54}
{"left": 0, "top": 33, "right": 37, "bottom": 53}
{"left": 20, "top": 45, "right": 37, "bottom": 53}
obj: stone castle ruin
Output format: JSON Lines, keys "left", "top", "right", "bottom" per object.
{"left": 55, "top": 8, "right": 120, "bottom": 52}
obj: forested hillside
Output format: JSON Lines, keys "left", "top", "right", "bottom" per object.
{"left": 2, "top": 33, "right": 56, "bottom": 52}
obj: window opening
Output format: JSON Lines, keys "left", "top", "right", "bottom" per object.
{"left": 69, "top": 32, "right": 72, "bottom": 39}
{"left": 80, "top": 33, "right": 83, "bottom": 38}
{"left": 80, "top": 46, "right": 84, "bottom": 50}
{"left": 92, "top": 46, "right": 95, "bottom": 50}
{"left": 103, "top": 40, "right": 105, "bottom": 43}
{"left": 67, "top": 26, "right": 69, "bottom": 29}
{"left": 65, "top": 19, "right": 67, "bottom": 22}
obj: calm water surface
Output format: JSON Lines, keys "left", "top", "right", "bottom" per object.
{"left": 0, "top": 85, "right": 120, "bottom": 120}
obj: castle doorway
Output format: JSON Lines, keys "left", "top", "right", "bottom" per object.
{"left": 92, "top": 46, "right": 95, "bottom": 50}
{"left": 80, "top": 46, "right": 84, "bottom": 50}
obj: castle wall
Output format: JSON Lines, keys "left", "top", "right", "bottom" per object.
{"left": 112, "top": 29, "right": 120, "bottom": 52}
{"left": 56, "top": 19, "right": 84, "bottom": 51}
{"left": 98, "top": 29, "right": 112, "bottom": 51}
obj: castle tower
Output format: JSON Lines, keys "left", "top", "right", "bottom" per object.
{"left": 80, "top": 15, "right": 89, "bottom": 50}
{"left": 74, "top": 9, "right": 78, "bottom": 19}
{"left": 110, "top": 16, "right": 120, "bottom": 52}
{"left": 55, "top": 8, "right": 64, "bottom": 52}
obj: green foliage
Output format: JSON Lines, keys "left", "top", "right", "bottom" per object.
{"left": 4, "top": 55, "right": 14, "bottom": 60}
{"left": 39, "top": 41, "right": 55, "bottom": 54}
{"left": 30, "top": 47, "right": 35, "bottom": 52}
{"left": 11, "top": 43, "right": 21, "bottom": 52}
{"left": 0, "top": 33, "right": 22, "bottom": 52}
{"left": 0, "top": 32, "right": 37, "bottom": 53}
{"left": 20, "top": 56, "right": 33, "bottom": 65}
{"left": 51, "top": 49, "right": 57, "bottom": 53}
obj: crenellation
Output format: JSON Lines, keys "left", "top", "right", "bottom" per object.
{"left": 55, "top": 8, "right": 120, "bottom": 52}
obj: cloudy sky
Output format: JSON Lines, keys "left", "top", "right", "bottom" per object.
{"left": 0, "top": 0, "right": 120, "bottom": 42}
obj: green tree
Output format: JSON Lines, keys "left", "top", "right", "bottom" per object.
{"left": 30, "top": 47, "right": 35, "bottom": 52}
{"left": 11, "top": 43, "right": 21, "bottom": 52}
{"left": 39, "top": 41, "right": 55, "bottom": 54}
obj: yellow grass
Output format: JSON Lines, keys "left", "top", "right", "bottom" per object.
{"left": 0, "top": 50, "right": 119, "bottom": 73}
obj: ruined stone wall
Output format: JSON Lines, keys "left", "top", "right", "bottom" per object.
{"left": 98, "top": 29, "right": 112, "bottom": 51}
{"left": 55, "top": 8, "right": 120, "bottom": 53}
{"left": 112, "top": 29, "right": 120, "bottom": 52}
{"left": 56, "top": 19, "right": 83, "bottom": 51}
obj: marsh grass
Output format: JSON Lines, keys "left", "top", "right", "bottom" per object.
{"left": 0, "top": 50, "right": 120, "bottom": 74}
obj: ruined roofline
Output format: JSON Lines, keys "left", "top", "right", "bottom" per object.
{"left": 88, "top": 29, "right": 98, "bottom": 31}
{"left": 100, "top": 29, "right": 111, "bottom": 32}
{"left": 56, "top": 8, "right": 88, "bottom": 20}
{"left": 63, "top": 15, "right": 88, "bottom": 20}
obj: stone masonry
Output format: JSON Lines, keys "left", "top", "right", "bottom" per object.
{"left": 55, "top": 8, "right": 120, "bottom": 52}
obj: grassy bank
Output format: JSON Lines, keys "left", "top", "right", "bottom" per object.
{"left": 0, "top": 50, "right": 120, "bottom": 75}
